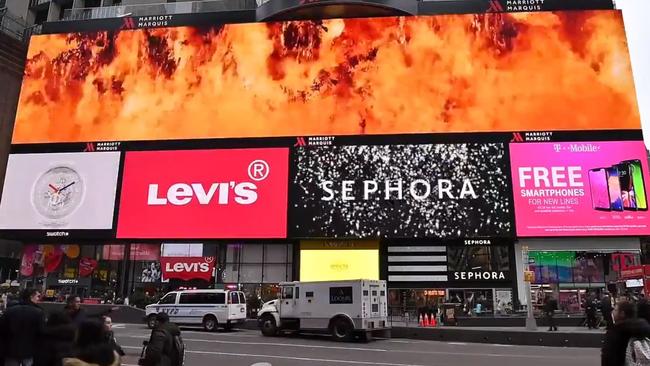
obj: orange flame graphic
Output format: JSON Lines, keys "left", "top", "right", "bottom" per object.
{"left": 12, "top": 10, "right": 639, "bottom": 144}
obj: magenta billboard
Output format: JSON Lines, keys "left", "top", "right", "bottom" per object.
{"left": 510, "top": 141, "right": 650, "bottom": 237}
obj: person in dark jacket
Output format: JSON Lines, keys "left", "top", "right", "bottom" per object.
{"left": 142, "top": 313, "right": 182, "bottom": 366}
{"left": 586, "top": 295, "right": 598, "bottom": 329}
{"left": 102, "top": 316, "right": 124, "bottom": 357}
{"left": 63, "top": 320, "right": 119, "bottom": 366}
{"left": 35, "top": 312, "right": 76, "bottom": 366}
{"left": 544, "top": 295, "right": 558, "bottom": 331}
{"left": 601, "top": 300, "right": 650, "bottom": 366}
{"left": 0, "top": 288, "right": 45, "bottom": 366}
{"left": 64, "top": 297, "right": 87, "bottom": 326}
{"left": 602, "top": 295, "right": 614, "bottom": 330}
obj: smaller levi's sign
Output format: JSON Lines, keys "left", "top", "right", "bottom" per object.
{"left": 161, "top": 256, "right": 215, "bottom": 281}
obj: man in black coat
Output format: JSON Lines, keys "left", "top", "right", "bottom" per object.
{"left": 602, "top": 295, "right": 614, "bottom": 330}
{"left": 544, "top": 295, "right": 558, "bottom": 331}
{"left": 35, "top": 312, "right": 76, "bottom": 366}
{"left": 141, "top": 313, "right": 182, "bottom": 366}
{"left": 0, "top": 288, "right": 45, "bottom": 366}
{"left": 602, "top": 300, "right": 650, "bottom": 366}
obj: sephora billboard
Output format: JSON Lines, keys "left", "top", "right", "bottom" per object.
{"left": 291, "top": 143, "right": 514, "bottom": 238}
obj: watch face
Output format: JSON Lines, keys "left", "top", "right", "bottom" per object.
{"left": 32, "top": 166, "right": 84, "bottom": 220}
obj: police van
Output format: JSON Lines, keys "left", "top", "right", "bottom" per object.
{"left": 145, "top": 289, "right": 247, "bottom": 331}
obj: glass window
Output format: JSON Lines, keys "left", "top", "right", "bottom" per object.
{"left": 263, "top": 264, "right": 287, "bottom": 283}
{"left": 206, "top": 293, "right": 225, "bottom": 304}
{"left": 242, "top": 245, "right": 263, "bottom": 263}
{"left": 239, "top": 292, "right": 246, "bottom": 304}
{"left": 282, "top": 286, "right": 294, "bottom": 299}
{"left": 230, "top": 292, "right": 240, "bottom": 304}
{"left": 295, "top": 287, "right": 300, "bottom": 299}
{"left": 179, "top": 293, "right": 199, "bottom": 304}
{"left": 239, "top": 264, "right": 262, "bottom": 283}
{"left": 264, "top": 245, "right": 288, "bottom": 263}
{"left": 447, "top": 246, "right": 510, "bottom": 272}
{"left": 159, "top": 293, "right": 177, "bottom": 304}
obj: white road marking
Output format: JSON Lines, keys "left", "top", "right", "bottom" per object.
{"left": 447, "top": 342, "right": 467, "bottom": 346}
{"left": 251, "top": 363, "right": 272, "bottom": 366}
{"left": 119, "top": 335, "right": 387, "bottom": 352}
{"left": 121, "top": 346, "right": 427, "bottom": 366}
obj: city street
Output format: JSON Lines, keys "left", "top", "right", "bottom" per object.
{"left": 114, "top": 324, "right": 600, "bottom": 366}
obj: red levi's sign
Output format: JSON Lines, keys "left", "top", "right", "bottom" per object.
{"left": 116, "top": 148, "right": 289, "bottom": 239}
{"left": 161, "top": 257, "right": 216, "bottom": 281}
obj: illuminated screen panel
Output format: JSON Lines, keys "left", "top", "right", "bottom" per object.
{"left": 300, "top": 241, "right": 379, "bottom": 281}
{"left": 13, "top": 10, "right": 639, "bottom": 144}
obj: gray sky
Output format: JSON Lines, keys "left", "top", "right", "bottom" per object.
{"left": 617, "top": 0, "right": 650, "bottom": 146}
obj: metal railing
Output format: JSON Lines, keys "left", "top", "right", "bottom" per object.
{"left": 62, "top": 0, "right": 258, "bottom": 21}
{"left": 0, "top": 8, "right": 37, "bottom": 42}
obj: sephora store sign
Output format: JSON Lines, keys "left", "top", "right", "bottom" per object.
{"left": 292, "top": 143, "right": 514, "bottom": 238}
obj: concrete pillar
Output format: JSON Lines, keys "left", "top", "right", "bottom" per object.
{"left": 47, "top": 0, "right": 61, "bottom": 21}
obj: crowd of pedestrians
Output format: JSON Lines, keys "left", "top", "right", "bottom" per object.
{"left": 0, "top": 288, "right": 123, "bottom": 366}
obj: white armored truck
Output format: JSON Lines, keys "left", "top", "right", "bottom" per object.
{"left": 257, "top": 279, "right": 390, "bottom": 341}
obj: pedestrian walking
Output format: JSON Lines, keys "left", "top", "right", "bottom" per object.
{"left": 544, "top": 295, "right": 558, "bottom": 331}
{"left": 64, "top": 297, "right": 87, "bottom": 326}
{"left": 0, "top": 288, "right": 46, "bottom": 366}
{"left": 35, "top": 312, "right": 76, "bottom": 366}
{"left": 63, "top": 320, "right": 120, "bottom": 366}
{"left": 602, "top": 300, "right": 650, "bottom": 366}
{"left": 586, "top": 294, "right": 598, "bottom": 329}
{"left": 102, "top": 316, "right": 125, "bottom": 358}
{"left": 140, "top": 313, "right": 184, "bottom": 366}
{"left": 602, "top": 294, "right": 614, "bottom": 330}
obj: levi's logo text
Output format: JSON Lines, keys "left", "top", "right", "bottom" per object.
{"left": 116, "top": 148, "right": 289, "bottom": 239}
{"left": 161, "top": 257, "right": 215, "bottom": 281}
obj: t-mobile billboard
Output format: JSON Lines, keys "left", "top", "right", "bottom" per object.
{"left": 117, "top": 148, "right": 289, "bottom": 239}
{"left": 292, "top": 143, "right": 513, "bottom": 238}
{"left": 510, "top": 141, "right": 650, "bottom": 236}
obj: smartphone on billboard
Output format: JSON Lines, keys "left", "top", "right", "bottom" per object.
{"left": 607, "top": 167, "right": 624, "bottom": 212}
{"left": 616, "top": 163, "right": 637, "bottom": 210}
{"left": 588, "top": 168, "right": 611, "bottom": 211}
{"left": 622, "top": 159, "right": 647, "bottom": 211}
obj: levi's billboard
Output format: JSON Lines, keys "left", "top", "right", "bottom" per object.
{"left": 161, "top": 257, "right": 216, "bottom": 281}
{"left": 510, "top": 141, "right": 650, "bottom": 237}
{"left": 117, "top": 148, "right": 288, "bottom": 239}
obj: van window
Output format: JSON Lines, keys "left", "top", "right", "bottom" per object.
{"left": 159, "top": 293, "right": 177, "bottom": 305}
{"left": 206, "top": 293, "right": 226, "bottom": 304}
{"left": 306, "top": 291, "right": 314, "bottom": 298}
{"left": 179, "top": 293, "right": 199, "bottom": 304}
{"left": 295, "top": 287, "right": 300, "bottom": 299}
{"left": 282, "top": 286, "right": 294, "bottom": 299}
{"left": 238, "top": 292, "right": 246, "bottom": 304}
{"left": 230, "top": 292, "right": 240, "bottom": 304}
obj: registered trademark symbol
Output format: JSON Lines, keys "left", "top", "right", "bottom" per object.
{"left": 248, "top": 160, "right": 270, "bottom": 181}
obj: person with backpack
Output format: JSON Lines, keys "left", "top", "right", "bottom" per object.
{"left": 602, "top": 300, "right": 650, "bottom": 366}
{"left": 141, "top": 313, "right": 184, "bottom": 366}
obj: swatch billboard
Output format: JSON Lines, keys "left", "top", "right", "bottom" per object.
{"left": 510, "top": 141, "right": 650, "bottom": 237}
{"left": 292, "top": 143, "right": 513, "bottom": 238}
{"left": 11, "top": 10, "right": 639, "bottom": 144}
{"left": 117, "top": 148, "right": 289, "bottom": 239}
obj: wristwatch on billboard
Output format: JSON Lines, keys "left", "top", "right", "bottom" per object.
{"left": 32, "top": 166, "right": 85, "bottom": 221}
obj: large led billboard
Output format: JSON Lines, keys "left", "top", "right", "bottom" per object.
{"left": 0, "top": 152, "right": 120, "bottom": 230}
{"left": 292, "top": 143, "right": 513, "bottom": 238}
{"left": 12, "top": 10, "right": 639, "bottom": 144}
{"left": 510, "top": 141, "right": 650, "bottom": 236}
{"left": 117, "top": 148, "right": 289, "bottom": 239}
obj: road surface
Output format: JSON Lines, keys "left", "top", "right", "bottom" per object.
{"left": 113, "top": 324, "right": 600, "bottom": 366}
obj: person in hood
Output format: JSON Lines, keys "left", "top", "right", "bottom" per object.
{"left": 35, "top": 312, "right": 76, "bottom": 366}
{"left": 141, "top": 313, "right": 182, "bottom": 366}
{"left": 63, "top": 320, "right": 119, "bottom": 366}
{"left": 602, "top": 300, "right": 650, "bottom": 366}
{"left": 0, "top": 288, "right": 45, "bottom": 366}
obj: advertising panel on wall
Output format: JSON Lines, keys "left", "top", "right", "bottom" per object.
{"left": 292, "top": 143, "right": 513, "bottom": 238}
{"left": 510, "top": 141, "right": 650, "bottom": 237}
{"left": 117, "top": 148, "right": 289, "bottom": 239}
{"left": 11, "top": 10, "right": 638, "bottom": 145}
{"left": 0, "top": 152, "right": 120, "bottom": 234}
{"left": 299, "top": 240, "right": 379, "bottom": 281}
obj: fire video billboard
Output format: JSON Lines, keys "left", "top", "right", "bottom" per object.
{"left": 12, "top": 10, "right": 639, "bottom": 144}
{"left": 291, "top": 143, "right": 513, "bottom": 238}
{"left": 510, "top": 141, "right": 650, "bottom": 237}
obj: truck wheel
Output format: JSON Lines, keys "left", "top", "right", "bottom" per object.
{"left": 147, "top": 315, "right": 157, "bottom": 329}
{"left": 330, "top": 318, "right": 353, "bottom": 341}
{"left": 203, "top": 315, "right": 218, "bottom": 332}
{"left": 260, "top": 315, "right": 278, "bottom": 337}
